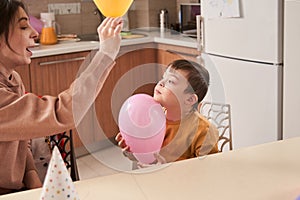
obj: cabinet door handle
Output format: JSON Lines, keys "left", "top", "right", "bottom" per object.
{"left": 166, "top": 50, "right": 199, "bottom": 58}
{"left": 39, "top": 57, "right": 86, "bottom": 66}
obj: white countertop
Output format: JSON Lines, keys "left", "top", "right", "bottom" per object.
{"left": 30, "top": 31, "right": 198, "bottom": 58}
{"left": 2, "top": 137, "right": 300, "bottom": 200}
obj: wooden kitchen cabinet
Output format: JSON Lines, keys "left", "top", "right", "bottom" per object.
{"left": 30, "top": 51, "right": 89, "bottom": 96}
{"left": 94, "top": 44, "right": 159, "bottom": 142}
{"left": 15, "top": 65, "right": 31, "bottom": 92}
{"left": 29, "top": 51, "right": 90, "bottom": 149}
{"left": 93, "top": 43, "right": 199, "bottom": 143}
{"left": 22, "top": 43, "right": 199, "bottom": 152}
{"left": 156, "top": 43, "right": 199, "bottom": 65}
{"left": 28, "top": 46, "right": 160, "bottom": 152}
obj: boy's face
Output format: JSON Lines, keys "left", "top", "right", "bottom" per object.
{"left": 153, "top": 67, "right": 192, "bottom": 109}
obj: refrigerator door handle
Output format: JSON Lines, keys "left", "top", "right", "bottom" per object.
{"left": 196, "top": 15, "right": 205, "bottom": 52}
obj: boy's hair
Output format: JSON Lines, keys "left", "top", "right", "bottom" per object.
{"left": 168, "top": 59, "right": 209, "bottom": 106}
{"left": 0, "top": 0, "right": 28, "bottom": 51}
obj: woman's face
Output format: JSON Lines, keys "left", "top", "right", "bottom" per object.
{"left": 0, "top": 7, "right": 38, "bottom": 71}
{"left": 153, "top": 67, "right": 191, "bottom": 109}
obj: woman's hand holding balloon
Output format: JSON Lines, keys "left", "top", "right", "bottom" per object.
{"left": 97, "top": 17, "right": 123, "bottom": 60}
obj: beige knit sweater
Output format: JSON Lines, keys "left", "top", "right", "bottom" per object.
{"left": 0, "top": 51, "right": 114, "bottom": 194}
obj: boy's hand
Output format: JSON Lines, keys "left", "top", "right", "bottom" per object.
{"left": 115, "top": 132, "right": 137, "bottom": 162}
{"left": 137, "top": 153, "right": 166, "bottom": 168}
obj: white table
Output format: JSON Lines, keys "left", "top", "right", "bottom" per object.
{"left": 2, "top": 137, "right": 300, "bottom": 200}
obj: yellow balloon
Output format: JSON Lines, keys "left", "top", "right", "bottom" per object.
{"left": 93, "top": 0, "right": 134, "bottom": 17}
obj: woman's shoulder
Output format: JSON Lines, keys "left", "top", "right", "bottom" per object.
{"left": 11, "top": 70, "right": 22, "bottom": 83}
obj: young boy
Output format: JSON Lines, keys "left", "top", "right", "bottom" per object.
{"left": 116, "top": 59, "right": 219, "bottom": 164}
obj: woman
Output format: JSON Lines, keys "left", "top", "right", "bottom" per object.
{"left": 0, "top": 0, "right": 123, "bottom": 194}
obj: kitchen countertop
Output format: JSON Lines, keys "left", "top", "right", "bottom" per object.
{"left": 30, "top": 31, "right": 199, "bottom": 58}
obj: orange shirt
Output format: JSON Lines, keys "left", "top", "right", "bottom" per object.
{"left": 160, "top": 111, "right": 219, "bottom": 162}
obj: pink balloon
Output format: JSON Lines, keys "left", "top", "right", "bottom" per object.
{"left": 118, "top": 94, "right": 166, "bottom": 164}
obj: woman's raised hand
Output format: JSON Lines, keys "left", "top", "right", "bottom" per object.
{"left": 97, "top": 17, "right": 123, "bottom": 60}
{"left": 97, "top": 17, "right": 123, "bottom": 41}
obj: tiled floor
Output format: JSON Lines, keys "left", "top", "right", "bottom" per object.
{"left": 76, "top": 145, "right": 133, "bottom": 180}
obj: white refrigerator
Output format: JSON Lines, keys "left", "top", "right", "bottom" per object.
{"left": 283, "top": 0, "right": 300, "bottom": 139}
{"left": 200, "top": 0, "right": 283, "bottom": 149}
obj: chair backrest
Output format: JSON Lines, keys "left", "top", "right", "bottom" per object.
{"left": 48, "top": 130, "right": 79, "bottom": 181}
{"left": 199, "top": 102, "right": 233, "bottom": 152}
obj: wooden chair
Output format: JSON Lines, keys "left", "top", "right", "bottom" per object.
{"left": 132, "top": 86, "right": 233, "bottom": 152}
{"left": 47, "top": 130, "right": 79, "bottom": 181}
{"left": 28, "top": 93, "right": 79, "bottom": 181}
{"left": 199, "top": 102, "right": 233, "bottom": 152}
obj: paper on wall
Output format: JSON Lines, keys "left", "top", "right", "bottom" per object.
{"left": 204, "top": 0, "right": 240, "bottom": 19}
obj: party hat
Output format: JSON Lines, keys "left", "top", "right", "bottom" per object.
{"left": 40, "top": 146, "right": 80, "bottom": 200}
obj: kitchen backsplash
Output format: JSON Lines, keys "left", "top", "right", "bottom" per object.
{"left": 23, "top": 0, "right": 198, "bottom": 35}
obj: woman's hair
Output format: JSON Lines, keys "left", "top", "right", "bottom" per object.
{"left": 168, "top": 59, "right": 210, "bottom": 106}
{"left": 0, "top": 0, "right": 28, "bottom": 50}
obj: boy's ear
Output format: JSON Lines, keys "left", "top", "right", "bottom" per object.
{"left": 185, "top": 94, "right": 198, "bottom": 106}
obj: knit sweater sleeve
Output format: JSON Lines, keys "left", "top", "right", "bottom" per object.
{"left": 23, "top": 147, "right": 42, "bottom": 189}
{"left": 0, "top": 51, "right": 115, "bottom": 141}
